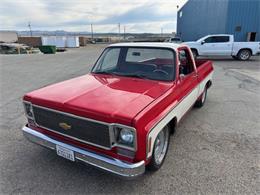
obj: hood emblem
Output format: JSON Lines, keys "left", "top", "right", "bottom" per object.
{"left": 59, "top": 122, "right": 71, "bottom": 130}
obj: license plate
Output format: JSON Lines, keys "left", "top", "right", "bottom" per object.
{"left": 56, "top": 145, "right": 75, "bottom": 161}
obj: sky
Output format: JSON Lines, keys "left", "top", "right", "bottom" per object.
{"left": 0, "top": 0, "right": 187, "bottom": 33}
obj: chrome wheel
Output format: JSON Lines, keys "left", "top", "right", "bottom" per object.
{"left": 238, "top": 50, "right": 251, "bottom": 61}
{"left": 154, "top": 126, "right": 169, "bottom": 165}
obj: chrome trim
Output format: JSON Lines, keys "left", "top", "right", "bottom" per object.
{"left": 110, "top": 123, "right": 137, "bottom": 151}
{"left": 32, "top": 103, "right": 110, "bottom": 126}
{"left": 22, "top": 126, "right": 145, "bottom": 178}
{"left": 23, "top": 102, "right": 137, "bottom": 151}
{"left": 23, "top": 101, "right": 35, "bottom": 120}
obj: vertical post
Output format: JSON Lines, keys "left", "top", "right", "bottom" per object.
{"left": 161, "top": 28, "right": 163, "bottom": 36}
{"left": 118, "top": 23, "right": 120, "bottom": 37}
{"left": 91, "top": 23, "right": 94, "bottom": 40}
{"left": 124, "top": 26, "right": 126, "bottom": 40}
{"left": 28, "top": 22, "right": 32, "bottom": 37}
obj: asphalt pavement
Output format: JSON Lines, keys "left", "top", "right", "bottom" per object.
{"left": 0, "top": 45, "right": 259, "bottom": 194}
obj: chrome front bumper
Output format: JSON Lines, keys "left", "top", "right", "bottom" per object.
{"left": 22, "top": 126, "right": 145, "bottom": 178}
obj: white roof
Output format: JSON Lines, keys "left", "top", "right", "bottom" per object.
{"left": 109, "top": 42, "right": 180, "bottom": 50}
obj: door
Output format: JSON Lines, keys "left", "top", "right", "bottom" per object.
{"left": 177, "top": 48, "right": 199, "bottom": 118}
{"left": 200, "top": 35, "right": 232, "bottom": 55}
{"left": 247, "top": 32, "right": 257, "bottom": 42}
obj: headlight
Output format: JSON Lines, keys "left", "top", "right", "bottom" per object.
{"left": 119, "top": 129, "right": 134, "bottom": 144}
{"left": 23, "top": 102, "right": 34, "bottom": 119}
{"left": 113, "top": 126, "right": 136, "bottom": 149}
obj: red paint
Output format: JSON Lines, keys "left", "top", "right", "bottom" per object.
{"left": 23, "top": 45, "right": 213, "bottom": 164}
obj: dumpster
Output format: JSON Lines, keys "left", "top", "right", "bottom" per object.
{"left": 39, "top": 45, "right": 56, "bottom": 54}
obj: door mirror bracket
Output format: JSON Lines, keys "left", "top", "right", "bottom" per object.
{"left": 179, "top": 74, "right": 185, "bottom": 81}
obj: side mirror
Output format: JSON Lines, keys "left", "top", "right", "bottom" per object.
{"left": 201, "top": 41, "right": 205, "bottom": 45}
{"left": 179, "top": 74, "right": 185, "bottom": 81}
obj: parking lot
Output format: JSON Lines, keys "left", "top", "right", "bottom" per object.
{"left": 0, "top": 45, "right": 259, "bottom": 194}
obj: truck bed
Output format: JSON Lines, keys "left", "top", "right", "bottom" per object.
{"left": 195, "top": 59, "right": 213, "bottom": 83}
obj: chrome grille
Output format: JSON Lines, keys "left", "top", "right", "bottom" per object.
{"left": 32, "top": 105, "right": 111, "bottom": 149}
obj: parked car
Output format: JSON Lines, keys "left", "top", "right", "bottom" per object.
{"left": 184, "top": 34, "right": 260, "bottom": 60}
{"left": 22, "top": 42, "right": 214, "bottom": 178}
{"left": 164, "top": 37, "right": 182, "bottom": 43}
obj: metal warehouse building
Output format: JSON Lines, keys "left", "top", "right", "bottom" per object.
{"left": 176, "top": 0, "right": 260, "bottom": 42}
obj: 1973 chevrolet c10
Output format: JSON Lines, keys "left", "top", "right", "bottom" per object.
{"left": 22, "top": 43, "right": 213, "bottom": 178}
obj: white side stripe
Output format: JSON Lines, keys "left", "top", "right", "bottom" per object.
{"left": 146, "top": 72, "right": 213, "bottom": 159}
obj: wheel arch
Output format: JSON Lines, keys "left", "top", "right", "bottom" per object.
{"left": 237, "top": 48, "right": 252, "bottom": 56}
{"left": 146, "top": 115, "right": 177, "bottom": 159}
{"left": 191, "top": 48, "right": 199, "bottom": 55}
{"left": 206, "top": 80, "right": 212, "bottom": 89}
{"left": 169, "top": 116, "right": 177, "bottom": 134}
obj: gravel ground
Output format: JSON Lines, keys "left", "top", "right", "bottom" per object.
{"left": 0, "top": 45, "right": 259, "bottom": 194}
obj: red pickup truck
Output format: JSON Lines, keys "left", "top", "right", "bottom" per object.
{"left": 22, "top": 43, "right": 213, "bottom": 178}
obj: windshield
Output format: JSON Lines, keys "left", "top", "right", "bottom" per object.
{"left": 92, "top": 47, "right": 176, "bottom": 81}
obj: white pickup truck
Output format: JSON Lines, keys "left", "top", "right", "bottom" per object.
{"left": 184, "top": 34, "right": 260, "bottom": 60}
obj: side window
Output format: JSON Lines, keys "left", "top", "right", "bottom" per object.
{"left": 204, "top": 36, "right": 214, "bottom": 43}
{"left": 178, "top": 49, "right": 194, "bottom": 76}
{"left": 204, "top": 36, "right": 229, "bottom": 43}
{"left": 97, "top": 48, "right": 120, "bottom": 70}
{"left": 215, "top": 36, "right": 229, "bottom": 42}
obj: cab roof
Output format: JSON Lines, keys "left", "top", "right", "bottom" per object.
{"left": 109, "top": 42, "right": 180, "bottom": 51}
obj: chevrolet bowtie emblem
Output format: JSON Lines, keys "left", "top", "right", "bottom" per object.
{"left": 59, "top": 122, "right": 72, "bottom": 130}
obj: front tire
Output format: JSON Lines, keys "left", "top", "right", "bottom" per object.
{"left": 195, "top": 87, "right": 207, "bottom": 108}
{"left": 191, "top": 49, "right": 198, "bottom": 59}
{"left": 147, "top": 125, "right": 170, "bottom": 171}
{"left": 237, "top": 49, "right": 251, "bottom": 61}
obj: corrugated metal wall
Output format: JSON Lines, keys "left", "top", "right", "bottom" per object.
{"left": 226, "top": 0, "right": 260, "bottom": 41}
{"left": 177, "top": 0, "right": 259, "bottom": 42}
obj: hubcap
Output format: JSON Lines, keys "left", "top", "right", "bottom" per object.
{"left": 240, "top": 51, "right": 250, "bottom": 60}
{"left": 154, "top": 126, "right": 169, "bottom": 165}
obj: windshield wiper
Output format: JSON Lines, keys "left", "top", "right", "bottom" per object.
{"left": 92, "top": 71, "right": 115, "bottom": 75}
{"left": 93, "top": 71, "right": 150, "bottom": 80}
{"left": 113, "top": 72, "right": 149, "bottom": 79}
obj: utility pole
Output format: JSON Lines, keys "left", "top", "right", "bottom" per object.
{"left": 28, "top": 22, "right": 32, "bottom": 37}
{"left": 118, "top": 23, "right": 120, "bottom": 37}
{"left": 91, "top": 23, "right": 94, "bottom": 40}
{"left": 123, "top": 26, "right": 126, "bottom": 40}
{"left": 161, "top": 28, "right": 163, "bottom": 36}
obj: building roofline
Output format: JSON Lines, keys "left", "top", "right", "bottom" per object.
{"left": 178, "top": 0, "right": 189, "bottom": 12}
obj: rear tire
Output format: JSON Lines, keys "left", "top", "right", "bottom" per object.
{"left": 195, "top": 87, "right": 207, "bottom": 108}
{"left": 147, "top": 125, "right": 170, "bottom": 171}
{"left": 237, "top": 49, "right": 251, "bottom": 61}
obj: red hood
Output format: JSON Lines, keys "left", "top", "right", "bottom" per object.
{"left": 24, "top": 74, "right": 172, "bottom": 125}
